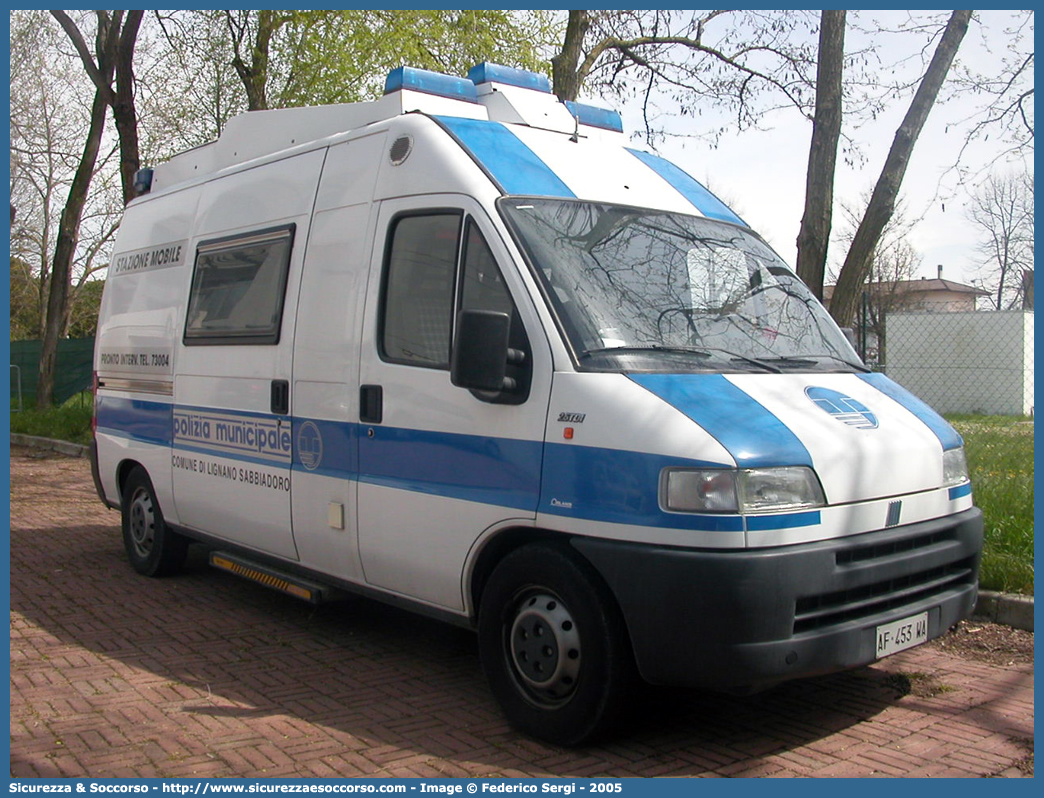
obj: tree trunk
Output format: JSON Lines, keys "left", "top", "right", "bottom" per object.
{"left": 830, "top": 10, "right": 972, "bottom": 327}
{"left": 232, "top": 10, "right": 286, "bottom": 111}
{"left": 550, "top": 10, "right": 591, "bottom": 102}
{"left": 37, "top": 88, "right": 109, "bottom": 408}
{"left": 113, "top": 10, "right": 144, "bottom": 204}
{"left": 795, "top": 10, "right": 845, "bottom": 300}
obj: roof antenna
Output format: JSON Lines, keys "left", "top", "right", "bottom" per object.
{"left": 569, "top": 107, "right": 580, "bottom": 143}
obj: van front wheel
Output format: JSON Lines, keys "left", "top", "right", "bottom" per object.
{"left": 478, "top": 543, "right": 634, "bottom": 746}
{"left": 121, "top": 466, "right": 187, "bottom": 577}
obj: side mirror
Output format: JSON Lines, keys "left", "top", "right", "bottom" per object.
{"left": 451, "top": 310, "right": 512, "bottom": 393}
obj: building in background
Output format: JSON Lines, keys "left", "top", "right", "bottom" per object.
{"left": 825, "top": 266, "right": 989, "bottom": 367}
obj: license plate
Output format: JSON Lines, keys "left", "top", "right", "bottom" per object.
{"left": 875, "top": 611, "right": 929, "bottom": 658}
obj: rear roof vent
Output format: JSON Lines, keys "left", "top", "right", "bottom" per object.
{"left": 389, "top": 135, "right": 413, "bottom": 165}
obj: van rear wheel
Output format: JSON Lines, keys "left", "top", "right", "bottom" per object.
{"left": 121, "top": 466, "right": 187, "bottom": 577}
{"left": 478, "top": 543, "right": 634, "bottom": 746}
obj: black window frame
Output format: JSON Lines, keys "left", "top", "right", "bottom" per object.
{"left": 183, "top": 223, "right": 296, "bottom": 346}
{"left": 377, "top": 209, "right": 464, "bottom": 370}
{"left": 456, "top": 217, "right": 516, "bottom": 321}
{"left": 376, "top": 208, "right": 532, "bottom": 403}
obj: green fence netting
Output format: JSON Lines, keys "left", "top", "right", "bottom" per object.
{"left": 10, "top": 337, "right": 95, "bottom": 408}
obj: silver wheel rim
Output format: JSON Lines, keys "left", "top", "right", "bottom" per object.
{"left": 508, "top": 591, "right": 582, "bottom": 706}
{"left": 128, "top": 487, "right": 156, "bottom": 559}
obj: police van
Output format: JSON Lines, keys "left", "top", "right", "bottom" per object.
{"left": 92, "top": 63, "right": 983, "bottom": 745}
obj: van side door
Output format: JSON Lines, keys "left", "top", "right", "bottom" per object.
{"left": 356, "top": 196, "right": 551, "bottom": 611}
{"left": 171, "top": 150, "right": 324, "bottom": 560}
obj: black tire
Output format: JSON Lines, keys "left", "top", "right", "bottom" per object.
{"left": 478, "top": 542, "right": 635, "bottom": 746}
{"left": 121, "top": 466, "right": 188, "bottom": 577}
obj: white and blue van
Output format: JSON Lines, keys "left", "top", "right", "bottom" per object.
{"left": 92, "top": 63, "right": 983, "bottom": 745}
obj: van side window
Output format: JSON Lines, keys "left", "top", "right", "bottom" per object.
{"left": 380, "top": 213, "right": 461, "bottom": 368}
{"left": 184, "top": 225, "right": 295, "bottom": 345}
{"left": 460, "top": 220, "right": 514, "bottom": 318}
{"left": 458, "top": 219, "right": 531, "bottom": 404}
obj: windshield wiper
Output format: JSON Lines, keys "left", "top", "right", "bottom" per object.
{"left": 580, "top": 345, "right": 712, "bottom": 359}
{"left": 700, "top": 348, "right": 783, "bottom": 373}
{"left": 581, "top": 345, "right": 782, "bottom": 373}
{"left": 761, "top": 354, "right": 870, "bottom": 373}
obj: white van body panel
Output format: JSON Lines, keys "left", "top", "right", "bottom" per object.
{"left": 169, "top": 149, "right": 326, "bottom": 559}
{"left": 287, "top": 134, "right": 386, "bottom": 581}
{"left": 94, "top": 185, "right": 198, "bottom": 516}
{"left": 507, "top": 125, "right": 699, "bottom": 214}
{"left": 354, "top": 193, "right": 553, "bottom": 610}
{"left": 728, "top": 373, "right": 947, "bottom": 503}
{"left": 371, "top": 116, "right": 502, "bottom": 203}
{"left": 151, "top": 91, "right": 486, "bottom": 193}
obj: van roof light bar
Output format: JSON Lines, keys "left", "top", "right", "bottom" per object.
{"left": 565, "top": 101, "right": 624, "bottom": 134}
{"left": 468, "top": 62, "right": 552, "bottom": 94}
{"left": 384, "top": 66, "right": 479, "bottom": 103}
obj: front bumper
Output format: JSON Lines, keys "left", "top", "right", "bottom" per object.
{"left": 571, "top": 507, "right": 983, "bottom": 691}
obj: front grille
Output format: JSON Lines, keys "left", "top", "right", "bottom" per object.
{"left": 793, "top": 556, "right": 977, "bottom": 634}
{"left": 835, "top": 529, "right": 953, "bottom": 565}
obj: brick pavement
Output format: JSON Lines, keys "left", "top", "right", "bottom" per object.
{"left": 9, "top": 446, "right": 1034, "bottom": 778}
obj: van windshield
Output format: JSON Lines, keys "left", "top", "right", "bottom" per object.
{"left": 500, "top": 198, "right": 864, "bottom": 374}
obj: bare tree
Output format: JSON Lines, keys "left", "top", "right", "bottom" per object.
{"left": 28, "top": 11, "right": 143, "bottom": 407}
{"left": 151, "top": 11, "right": 248, "bottom": 146}
{"left": 548, "top": 10, "right": 1013, "bottom": 318}
{"left": 550, "top": 10, "right": 822, "bottom": 145}
{"left": 828, "top": 10, "right": 972, "bottom": 327}
{"left": 10, "top": 12, "right": 120, "bottom": 343}
{"left": 967, "top": 170, "right": 1034, "bottom": 310}
{"left": 944, "top": 10, "right": 1034, "bottom": 182}
{"left": 830, "top": 196, "right": 921, "bottom": 365}
{"left": 52, "top": 10, "right": 144, "bottom": 205}
{"left": 224, "top": 9, "right": 291, "bottom": 111}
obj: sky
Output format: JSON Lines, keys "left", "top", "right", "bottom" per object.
{"left": 598, "top": 10, "right": 1034, "bottom": 289}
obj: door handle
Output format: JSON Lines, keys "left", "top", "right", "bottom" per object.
{"left": 271, "top": 379, "right": 290, "bottom": 415}
{"left": 360, "top": 384, "right": 383, "bottom": 424}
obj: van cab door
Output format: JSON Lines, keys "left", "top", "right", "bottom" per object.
{"left": 356, "top": 196, "right": 550, "bottom": 611}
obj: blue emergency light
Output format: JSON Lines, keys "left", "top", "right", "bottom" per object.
{"left": 383, "top": 66, "right": 478, "bottom": 103}
{"left": 467, "top": 62, "right": 552, "bottom": 94}
{"left": 133, "top": 167, "right": 154, "bottom": 196}
{"left": 565, "top": 101, "right": 624, "bottom": 134}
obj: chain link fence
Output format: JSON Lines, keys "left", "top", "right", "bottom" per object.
{"left": 857, "top": 310, "right": 1034, "bottom": 418}
{"left": 859, "top": 310, "right": 1034, "bottom": 595}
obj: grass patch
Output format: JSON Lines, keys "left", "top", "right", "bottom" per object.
{"left": 10, "top": 392, "right": 93, "bottom": 446}
{"left": 949, "top": 415, "right": 1034, "bottom": 596}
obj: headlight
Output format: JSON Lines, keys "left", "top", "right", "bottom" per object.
{"left": 663, "top": 469, "right": 739, "bottom": 512}
{"left": 663, "top": 466, "right": 825, "bottom": 514}
{"left": 943, "top": 447, "right": 969, "bottom": 487}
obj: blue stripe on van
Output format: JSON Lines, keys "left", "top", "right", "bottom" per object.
{"left": 858, "top": 373, "right": 964, "bottom": 451}
{"left": 96, "top": 396, "right": 172, "bottom": 445}
{"left": 949, "top": 483, "right": 972, "bottom": 500}
{"left": 97, "top": 402, "right": 803, "bottom": 533}
{"left": 626, "top": 149, "right": 747, "bottom": 226}
{"left": 628, "top": 374, "right": 813, "bottom": 469}
{"left": 435, "top": 116, "right": 576, "bottom": 198}
{"left": 540, "top": 441, "right": 742, "bottom": 532}
{"left": 746, "top": 511, "right": 821, "bottom": 531}
{"left": 358, "top": 424, "right": 543, "bottom": 512}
